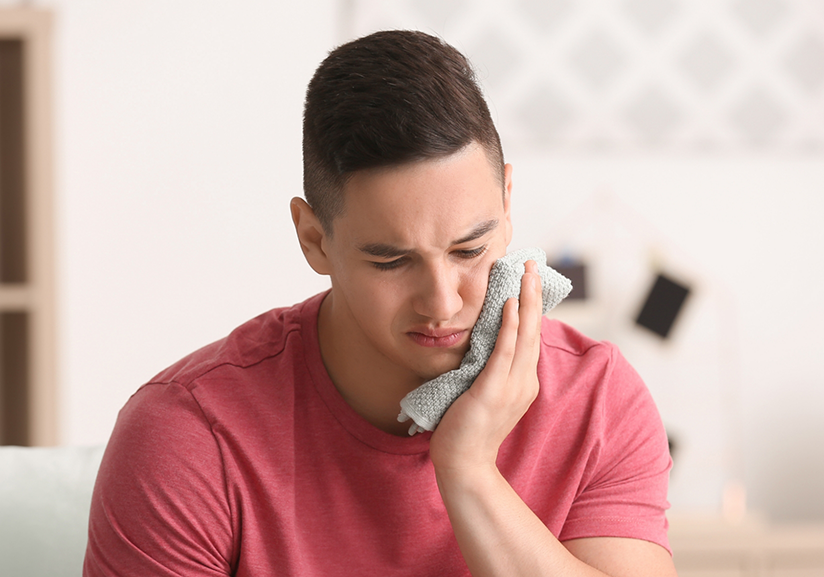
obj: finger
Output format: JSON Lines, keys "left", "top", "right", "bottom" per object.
{"left": 517, "top": 260, "right": 542, "bottom": 343}
{"left": 511, "top": 261, "right": 543, "bottom": 373}
{"left": 471, "top": 297, "right": 519, "bottom": 391}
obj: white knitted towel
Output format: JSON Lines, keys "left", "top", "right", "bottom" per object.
{"left": 397, "top": 247, "right": 572, "bottom": 435}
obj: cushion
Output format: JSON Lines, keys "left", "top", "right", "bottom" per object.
{"left": 0, "top": 445, "right": 105, "bottom": 577}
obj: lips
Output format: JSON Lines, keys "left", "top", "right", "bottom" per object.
{"left": 407, "top": 328, "right": 468, "bottom": 348}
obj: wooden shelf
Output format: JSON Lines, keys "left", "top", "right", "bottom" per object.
{"left": 0, "top": 8, "right": 54, "bottom": 446}
{"left": 0, "top": 285, "right": 32, "bottom": 310}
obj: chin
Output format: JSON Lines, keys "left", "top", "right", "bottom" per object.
{"left": 396, "top": 338, "right": 469, "bottom": 381}
{"left": 413, "top": 355, "right": 464, "bottom": 382}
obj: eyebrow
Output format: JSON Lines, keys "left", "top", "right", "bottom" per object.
{"left": 357, "top": 219, "right": 499, "bottom": 259}
{"left": 357, "top": 243, "right": 411, "bottom": 259}
{"left": 453, "top": 219, "right": 499, "bottom": 245}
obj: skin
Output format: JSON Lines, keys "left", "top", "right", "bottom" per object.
{"left": 292, "top": 143, "right": 513, "bottom": 435}
{"left": 291, "top": 142, "right": 678, "bottom": 576}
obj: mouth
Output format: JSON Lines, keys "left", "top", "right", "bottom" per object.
{"left": 407, "top": 328, "right": 468, "bottom": 349}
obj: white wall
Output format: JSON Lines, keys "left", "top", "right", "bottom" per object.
{"left": 49, "top": 0, "right": 336, "bottom": 445}
{"left": 36, "top": 0, "right": 824, "bottom": 522}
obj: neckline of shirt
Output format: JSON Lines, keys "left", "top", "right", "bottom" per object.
{"left": 300, "top": 291, "right": 433, "bottom": 455}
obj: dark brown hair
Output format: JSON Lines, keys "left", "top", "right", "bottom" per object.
{"left": 302, "top": 30, "right": 504, "bottom": 232}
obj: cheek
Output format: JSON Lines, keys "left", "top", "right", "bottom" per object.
{"left": 464, "top": 236, "right": 509, "bottom": 302}
{"left": 343, "top": 270, "right": 406, "bottom": 324}
{"left": 461, "top": 256, "right": 496, "bottom": 307}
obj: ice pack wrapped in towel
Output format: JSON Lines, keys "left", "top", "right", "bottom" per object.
{"left": 398, "top": 247, "right": 572, "bottom": 435}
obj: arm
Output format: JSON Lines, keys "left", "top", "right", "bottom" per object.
{"left": 429, "top": 261, "right": 677, "bottom": 577}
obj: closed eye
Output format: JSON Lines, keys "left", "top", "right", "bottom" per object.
{"left": 371, "top": 245, "right": 487, "bottom": 271}
{"left": 454, "top": 245, "right": 488, "bottom": 259}
{"left": 371, "top": 257, "right": 408, "bottom": 271}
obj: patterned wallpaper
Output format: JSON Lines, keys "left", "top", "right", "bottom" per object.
{"left": 343, "top": 0, "right": 824, "bottom": 153}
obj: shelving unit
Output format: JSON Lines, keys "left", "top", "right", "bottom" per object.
{"left": 0, "top": 8, "right": 54, "bottom": 446}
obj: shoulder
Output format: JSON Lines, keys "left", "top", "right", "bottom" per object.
{"left": 103, "top": 292, "right": 327, "bottom": 479}
{"left": 536, "top": 318, "right": 658, "bottom": 419}
{"left": 532, "top": 319, "right": 668, "bottom": 475}
{"left": 536, "top": 318, "right": 629, "bottom": 392}
{"left": 86, "top": 295, "right": 328, "bottom": 575}
{"left": 107, "top": 292, "right": 328, "bottom": 455}
{"left": 539, "top": 317, "right": 605, "bottom": 357}
{"left": 146, "top": 292, "right": 325, "bottom": 391}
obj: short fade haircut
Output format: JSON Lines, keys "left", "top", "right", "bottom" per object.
{"left": 302, "top": 30, "right": 505, "bottom": 233}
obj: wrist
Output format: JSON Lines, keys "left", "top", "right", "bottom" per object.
{"left": 433, "top": 460, "right": 502, "bottom": 498}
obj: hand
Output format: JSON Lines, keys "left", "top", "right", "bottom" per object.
{"left": 429, "top": 260, "right": 544, "bottom": 478}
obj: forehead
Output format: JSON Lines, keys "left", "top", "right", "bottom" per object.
{"left": 333, "top": 144, "right": 504, "bottom": 244}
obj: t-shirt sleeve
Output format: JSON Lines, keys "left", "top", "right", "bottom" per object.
{"left": 558, "top": 345, "right": 672, "bottom": 552}
{"left": 84, "top": 383, "right": 236, "bottom": 576}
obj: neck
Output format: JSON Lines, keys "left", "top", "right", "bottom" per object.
{"left": 317, "top": 293, "right": 423, "bottom": 437}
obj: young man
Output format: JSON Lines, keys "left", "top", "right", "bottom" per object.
{"left": 84, "top": 31, "right": 676, "bottom": 576}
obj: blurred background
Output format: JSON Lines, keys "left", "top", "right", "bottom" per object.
{"left": 1, "top": 0, "right": 822, "bottom": 526}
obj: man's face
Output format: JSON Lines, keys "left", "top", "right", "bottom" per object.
{"left": 320, "top": 143, "right": 513, "bottom": 383}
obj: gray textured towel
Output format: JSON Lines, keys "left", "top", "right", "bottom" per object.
{"left": 398, "top": 247, "right": 573, "bottom": 435}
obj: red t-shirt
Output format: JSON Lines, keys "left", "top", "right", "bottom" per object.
{"left": 84, "top": 292, "right": 671, "bottom": 576}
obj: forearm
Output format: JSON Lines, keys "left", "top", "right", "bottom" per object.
{"left": 436, "top": 465, "right": 608, "bottom": 577}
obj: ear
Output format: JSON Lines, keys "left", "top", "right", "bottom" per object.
{"left": 290, "top": 197, "right": 333, "bottom": 275}
{"left": 503, "top": 163, "right": 514, "bottom": 245}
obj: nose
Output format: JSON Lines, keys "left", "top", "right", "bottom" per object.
{"left": 412, "top": 260, "right": 464, "bottom": 322}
